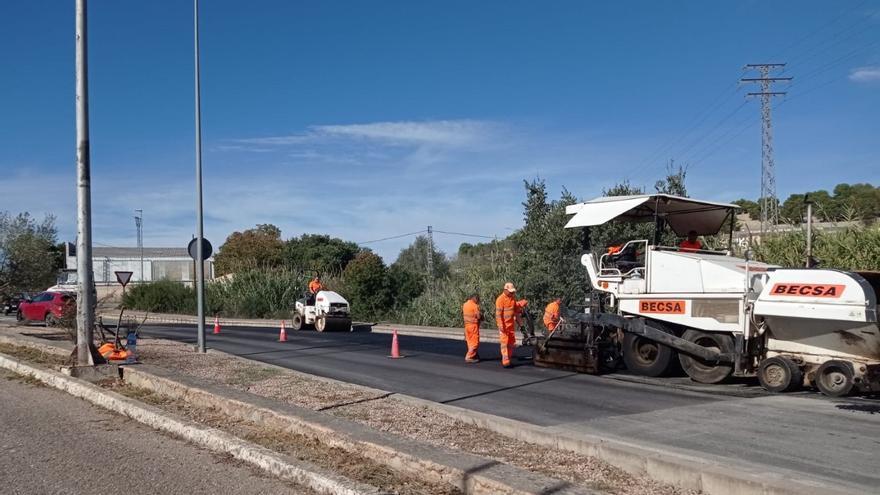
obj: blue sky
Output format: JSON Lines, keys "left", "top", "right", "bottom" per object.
{"left": 2, "top": 1, "right": 878, "bottom": 261}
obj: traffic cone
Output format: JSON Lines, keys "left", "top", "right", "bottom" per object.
{"left": 278, "top": 320, "right": 288, "bottom": 342}
{"left": 388, "top": 330, "right": 404, "bottom": 359}
{"left": 213, "top": 316, "right": 221, "bottom": 335}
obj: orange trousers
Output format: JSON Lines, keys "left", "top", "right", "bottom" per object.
{"left": 464, "top": 323, "right": 480, "bottom": 360}
{"left": 499, "top": 328, "right": 516, "bottom": 366}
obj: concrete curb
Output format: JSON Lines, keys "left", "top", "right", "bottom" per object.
{"left": 0, "top": 352, "right": 383, "bottom": 495}
{"left": 122, "top": 364, "right": 595, "bottom": 495}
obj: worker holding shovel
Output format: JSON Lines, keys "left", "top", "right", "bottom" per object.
{"left": 462, "top": 294, "right": 482, "bottom": 363}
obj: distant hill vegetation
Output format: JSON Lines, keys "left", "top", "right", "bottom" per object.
{"left": 733, "top": 183, "right": 880, "bottom": 223}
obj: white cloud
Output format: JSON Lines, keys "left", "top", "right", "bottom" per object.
{"left": 233, "top": 119, "right": 500, "bottom": 149}
{"left": 313, "top": 120, "right": 498, "bottom": 147}
{"left": 848, "top": 66, "right": 880, "bottom": 83}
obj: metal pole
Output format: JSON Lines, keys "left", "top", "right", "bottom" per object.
{"left": 805, "top": 201, "right": 813, "bottom": 268}
{"left": 75, "top": 0, "right": 95, "bottom": 365}
{"left": 194, "top": 0, "right": 206, "bottom": 353}
{"left": 135, "top": 209, "right": 143, "bottom": 282}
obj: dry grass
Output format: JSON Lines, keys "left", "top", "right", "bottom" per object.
{"left": 102, "top": 379, "right": 458, "bottom": 495}
{"left": 0, "top": 342, "right": 70, "bottom": 367}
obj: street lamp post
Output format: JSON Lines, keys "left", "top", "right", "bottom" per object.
{"left": 193, "top": 0, "right": 206, "bottom": 353}
{"left": 75, "top": 0, "right": 96, "bottom": 365}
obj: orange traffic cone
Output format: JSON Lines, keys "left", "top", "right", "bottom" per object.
{"left": 278, "top": 320, "right": 288, "bottom": 342}
{"left": 213, "top": 316, "right": 221, "bottom": 335}
{"left": 388, "top": 330, "right": 404, "bottom": 359}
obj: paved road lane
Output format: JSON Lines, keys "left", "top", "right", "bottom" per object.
{"left": 140, "top": 323, "right": 726, "bottom": 426}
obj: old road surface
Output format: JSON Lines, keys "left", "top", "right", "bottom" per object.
{"left": 0, "top": 369, "right": 310, "bottom": 495}
{"left": 140, "top": 323, "right": 880, "bottom": 493}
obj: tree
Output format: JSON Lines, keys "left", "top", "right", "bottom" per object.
{"left": 732, "top": 199, "right": 760, "bottom": 220}
{"left": 386, "top": 264, "right": 425, "bottom": 308}
{"left": 391, "top": 235, "right": 449, "bottom": 280}
{"left": 341, "top": 251, "right": 390, "bottom": 318}
{"left": 214, "top": 224, "right": 284, "bottom": 275}
{"left": 832, "top": 183, "right": 880, "bottom": 220}
{"left": 283, "top": 234, "right": 361, "bottom": 275}
{"left": 510, "top": 180, "right": 587, "bottom": 307}
{"left": 0, "top": 212, "right": 60, "bottom": 294}
{"left": 654, "top": 162, "right": 688, "bottom": 197}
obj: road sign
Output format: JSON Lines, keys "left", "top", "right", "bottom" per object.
{"left": 115, "top": 271, "right": 133, "bottom": 287}
{"left": 187, "top": 238, "right": 213, "bottom": 260}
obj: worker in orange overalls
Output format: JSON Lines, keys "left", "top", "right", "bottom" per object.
{"left": 543, "top": 297, "right": 562, "bottom": 334}
{"left": 308, "top": 276, "right": 323, "bottom": 294}
{"left": 495, "top": 282, "right": 527, "bottom": 368}
{"left": 679, "top": 230, "right": 703, "bottom": 252}
{"left": 462, "top": 294, "right": 482, "bottom": 363}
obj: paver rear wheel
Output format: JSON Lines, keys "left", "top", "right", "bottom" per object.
{"left": 815, "top": 360, "right": 855, "bottom": 397}
{"left": 622, "top": 332, "right": 677, "bottom": 377}
{"left": 758, "top": 356, "right": 803, "bottom": 393}
{"left": 678, "top": 329, "right": 734, "bottom": 384}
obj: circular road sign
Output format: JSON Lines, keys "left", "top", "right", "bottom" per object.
{"left": 187, "top": 238, "right": 213, "bottom": 260}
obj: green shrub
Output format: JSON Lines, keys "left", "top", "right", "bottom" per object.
{"left": 755, "top": 225, "right": 880, "bottom": 270}
{"left": 122, "top": 279, "right": 196, "bottom": 314}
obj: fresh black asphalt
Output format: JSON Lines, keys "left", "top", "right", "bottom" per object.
{"left": 138, "top": 323, "right": 731, "bottom": 426}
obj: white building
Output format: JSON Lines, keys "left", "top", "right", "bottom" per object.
{"left": 64, "top": 242, "right": 214, "bottom": 285}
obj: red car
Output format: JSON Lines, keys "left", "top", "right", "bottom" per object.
{"left": 17, "top": 291, "right": 76, "bottom": 326}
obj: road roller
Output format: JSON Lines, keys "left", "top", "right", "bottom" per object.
{"left": 291, "top": 290, "right": 352, "bottom": 332}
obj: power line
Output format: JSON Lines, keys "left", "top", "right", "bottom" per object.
{"left": 432, "top": 229, "right": 496, "bottom": 239}
{"left": 358, "top": 230, "right": 426, "bottom": 245}
{"left": 786, "top": 9, "right": 875, "bottom": 70}
{"left": 770, "top": 0, "right": 870, "bottom": 63}
{"left": 623, "top": 76, "right": 744, "bottom": 181}
{"left": 672, "top": 99, "right": 750, "bottom": 164}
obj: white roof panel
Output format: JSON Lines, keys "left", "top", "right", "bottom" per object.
{"left": 564, "top": 197, "right": 651, "bottom": 228}
{"left": 564, "top": 194, "right": 738, "bottom": 235}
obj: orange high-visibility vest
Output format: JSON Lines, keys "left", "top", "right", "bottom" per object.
{"left": 543, "top": 300, "right": 560, "bottom": 330}
{"left": 462, "top": 299, "right": 481, "bottom": 325}
{"left": 495, "top": 292, "right": 520, "bottom": 332}
{"left": 309, "top": 279, "right": 323, "bottom": 293}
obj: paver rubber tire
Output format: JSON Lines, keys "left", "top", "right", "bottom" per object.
{"left": 678, "top": 329, "right": 735, "bottom": 384}
{"left": 291, "top": 313, "right": 304, "bottom": 331}
{"left": 758, "top": 356, "right": 803, "bottom": 393}
{"left": 622, "top": 331, "right": 677, "bottom": 377}
{"left": 815, "top": 360, "right": 855, "bottom": 397}
{"left": 45, "top": 313, "right": 59, "bottom": 327}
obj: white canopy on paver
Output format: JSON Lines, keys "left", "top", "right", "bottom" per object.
{"left": 564, "top": 194, "right": 738, "bottom": 236}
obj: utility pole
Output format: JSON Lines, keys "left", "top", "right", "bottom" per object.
{"left": 425, "top": 226, "right": 434, "bottom": 283}
{"left": 75, "top": 0, "right": 95, "bottom": 366}
{"left": 134, "top": 209, "right": 144, "bottom": 283}
{"left": 193, "top": 0, "right": 207, "bottom": 353}
{"left": 741, "top": 63, "right": 791, "bottom": 236}
{"left": 804, "top": 194, "right": 814, "bottom": 268}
